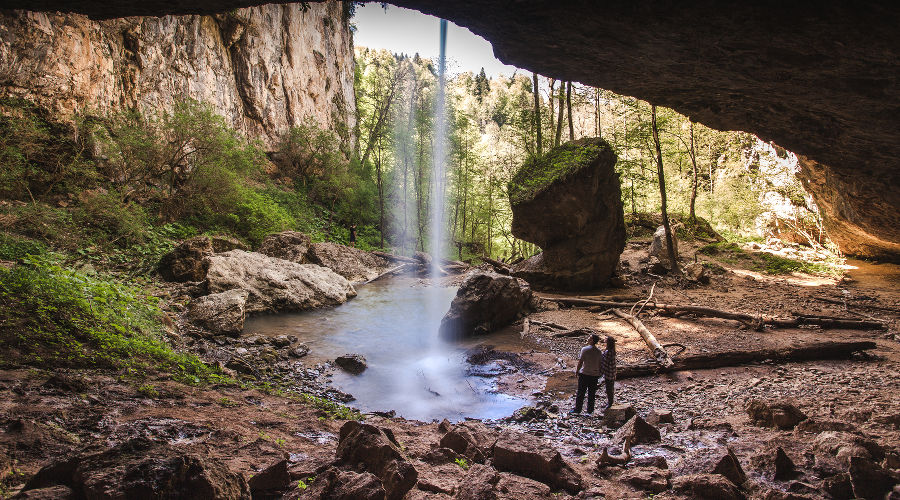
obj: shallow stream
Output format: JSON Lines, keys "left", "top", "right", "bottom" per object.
{"left": 244, "top": 278, "right": 528, "bottom": 422}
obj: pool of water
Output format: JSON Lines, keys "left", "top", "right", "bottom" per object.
{"left": 243, "top": 278, "right": 529, "bottom": 422}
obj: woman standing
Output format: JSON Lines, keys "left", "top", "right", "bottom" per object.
{"left": 600, "top": 336, "right": 617, "bottom": 409}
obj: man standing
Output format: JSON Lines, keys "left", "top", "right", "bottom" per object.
{"left": 573, "top": 334, "right": 602, "bottom": 415}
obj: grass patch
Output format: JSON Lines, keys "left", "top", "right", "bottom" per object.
{"left": 508, "top": 138, "right": 608, "bottom": 205}
{"left": 751, "top": 252, "right": 842, "bottom": 278}
{"left": 698, "top": 241, "right": 742, "bottom": 255}
{"left": 295, "top": 393, "right": 363, "bottom": 420}
{"left": 0, "top": 257, "right": 225, "bottom": 384}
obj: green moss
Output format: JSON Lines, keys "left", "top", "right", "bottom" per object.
{"left": 508, "top": 138, "right": 608, "bottom": 205}
{"left": 751, "top": 252, "right": 842, "bottom": 278}
{"left": 698, "top": 241, "right": 743, "bottom": 255}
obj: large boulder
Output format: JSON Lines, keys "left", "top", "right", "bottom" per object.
{"left": 205, "top": 250, "right": 356, "bottom": 314}
{"left": 20, "top": 438, "right": 250, "bottom": 499}
{"left": 158, "top": 236, "right": 214, "bottom": 282}
{"left": 508, "top": 138, "right": 625, "bottom": 290}
{"left": 491, "top": 429, "right": 582, "bottom": 494}
{"left": 307, "top": 242, "right": 391, "bottom": 282}
{"left": 335, "top": 421, "right": 418, "bottom": 500}
{"left": 186, "top": 289, "right": 249, "bottom": 336}
{"left": 298, "top": 466, "right": 385, "bottom": 500}
{"left": 649, "top": 225, "right": 679, "bottom": 269}
{"left": 438, "top": 270, "right": 532, "bottom": 340}
{"left": 257, "top": 231, "right": 312, "bottom": 264}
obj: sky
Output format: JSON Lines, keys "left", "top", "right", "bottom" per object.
{"left": 351, "top": 3, "right": 520, "bottom": 78}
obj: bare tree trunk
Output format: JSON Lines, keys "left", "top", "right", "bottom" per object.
{"left": 548, "top": 78, "right": 556, "bottom": 137}
{"left": 566, "top": 81, "right": 574, "bottom": 140}
{"left": 651, "top": 105, "right": 679, "bottom": 273}
{"left": 689, "top": 121, "right": 698, "bottom": 222}
{"left": 555, "top": 84, "right": 564, "bottom": 147}
{"left": 375, "top": 137, "right": 385, "bottom": 248}
{"left": 532, "top": 72, "right": 542, "bottom": 156}
{"left": 594, "top": 87, "right": 600, "bottom": 137}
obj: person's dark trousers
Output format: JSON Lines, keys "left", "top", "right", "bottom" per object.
{"left": 604, "top": 378, "right": 614, "bottom": 408}
{"left": 574, "top": 373, "right": 599, "bottom": 413}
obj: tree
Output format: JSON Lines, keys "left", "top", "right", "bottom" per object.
{"left": 566, "top": 81, "right": 574, "bottom": 141}
{"left": 532, "top": 72, "right": 542, "bottom": 156}
{"left": 651, "top": 104, "right": 679, "bottom": 273}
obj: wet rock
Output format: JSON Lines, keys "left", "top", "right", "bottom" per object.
{"left": 745, "top": 399, "right": 807, "bottom": 430}
{"left": 649, "top": 225, "right": 679, "bottom": 269}
{"left": 509, "top": 138, "right": 625, "bottom": 291}
{"left": 258, "top": 231, "right": 312, "bottom": 263}
{"left": 491, "top": 429, "right": 581, "bottom": 494}
{"left": 186, "top": 289, "right": 249, "bottom": 336}
{"left": 614, "top": 415, "right": 660, "bottom": 446}
{"left": 336, "top": 421, "right": 417, "bottom": 500}
{"left": 671, "top": 473, "right": 745, "bottom": 500}
{"left": 822, "top": 473, "right": 853, "bottom": 500}
{"left": 307, "top": 242, "right": 391, "bottom": 282}
{"left": 511, "top": 406, "right": 550, "bottom": 423}
{"left": 602, "top": 404, "right": 636, "bottom": 428}
{"left": 683, "top": 261, "right": 710, "bottom": 284}
{"left": 438, "top": 270, "right": 532, "bottom": 339}
{"left": 335, "top": 354, "right": 367, "bottom": 375}
{"left": 439, "top": 422, "right": 498, "bottom": 464}
{"left": 289, "top": 344, "right": 310, "bottom": 358}
{"left": 205, "top": 250, "right": 356, "bottom": 314}
{"left": 620, "top": 467, "right": 671, "bottom": 494}
{"left": 647, "top": 409, "right": 675, "bottom": 425}
{"left": 712, "top": 447, "right": 747, "bottom": 486}
{"left": 848, "top": 456, "right": 899, "bottom": 500}
{"left": 421, "top": 447, "right": 462, "bottom": 466}
{"left": 298, "top": 466, "right": 385, "bottom": 500}
{"left": 813, "top": 431, "right": 884, "bottom": 467}
{"left": 455, "top": 464, "right": 500, "bottom": 500}
{"left": 21, "top": 438, "right": 250, "bottom": 499}
{"left": 632, "top": 455, "right": 669, "bottom": 469}
{"left": 158, "top": 236, "right": 214, "bottom": 282}
{"left": 13, "top": 486, "right": 75, "bottom": 499}
{"left": 249, "top": 459, "right": 291, "bottom": 499}
{"left": 774, "top": 447, "right": 797, "bottom": 481}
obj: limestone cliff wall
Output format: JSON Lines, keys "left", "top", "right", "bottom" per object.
{"left": 0, "top": 1, "right": 356, "bottom": 150}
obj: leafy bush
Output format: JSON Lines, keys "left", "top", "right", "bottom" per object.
{"left": 73, "top": 189, "right": 151, "bottom": 247}
{"left": 0, "top": 233, "right": 48, "bottom": 260}
{"left": 0, "top": 203, "right": 84, "bottom": 249}
{"left": 751, "top": 252, "right": 842, "bottom": 278}
{"left": 275, "top": 117, "right": 346, "bottom": 184}
{"left": 0, "top": 258, "right": 222, "bottom": 382}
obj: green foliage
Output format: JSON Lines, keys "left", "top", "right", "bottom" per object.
{"left": 73, "top": 189, "right": 151, "bottom": 247}
{"left": 0, "top": 258, "right": 223, "bottom": 383}
{"left": 751, "top": 252, "right": 842, "bottom": 278}
{"left": 295, "top": 392, "right": 362, "bottom": 420}
{"left": 0, "top": 233, "right": 48, "bottom": 260}
{"left": 276, "top": 117, "right": 346, "bottom": 184}
{"left": 698, "top": 241, "right": 742, "bottom": 255}
{"left": 508, "top": 139, "right": 605, "bottom": 205}
{"left": 454, "top": 457, "right": 470, "bottom": 470}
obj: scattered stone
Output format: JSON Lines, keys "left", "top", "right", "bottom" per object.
{"left": 210, "top": 235, "right": 247, "bottom": 253}
{"left": 602, "top": 404, "right": 636, "bottom": 429}
{"left": 647, "top": 409, "right": 675, "bottom": 425}
{"left": 289, "top": 344, "right": 310, "bottom": 358}
{"left": 496, "top": 471, "right": 552, "bottom": 498}
{"left": 620, "top": 468, "right": 671, "bottom": 494}
{"left": 774, "top": 447, "right": 796, "bottom": 481}
{"left": 848, "top": 456, "right": 899, "bottom": 500}
{"left": 671, "top": 473, "right": 744, "bottom": 500}
{"left": 205, "top": 250, "right": 356, "bottom": 314}
{"left": 745, "top": 399, "right": 807, "bottom": 429}
{"left": 158, "top": 236, "right": 214, "bottom": 282}
{"left": 614, "top": 415, "right": 661, "bottom": 446}
{"left": 248, "top": 459, "right": 290, "bottom": 499}
{"left": 21, "top": 438, "right": 250, "bottom": 499}
{"left": 415, "top": 466, "right": 457, "bottom": 495}
{"left": 683, "top": 261, "right": 710, "bottom": 284}
{"left": 335, "top": 354, "right": 367, "bottom": 375}
{"left": 257, "top": 231, "right": 311, "bottom": 263}
{"left": 186, "top": 289, "right": 249, "bottom": 336}
{"left": 631, "top": 455, "right": 669, "bottom": 469}
{"left": 41, "top": 373, "right": 88, "bottom": 393}
{"left": 298, "top": 466, "right": 384, "bottom": 500}
{"left": 438, "top": 270, "right": 532, "bottom": 339}
{"left": 491, "top": 429, "right": 581, "bottom": 494}
{"left": 420, "top": 447, "right": 462, "bottom": 466}
{"left": 884, "top": 451, "right": 900, "bottom": 469}
{"left": 455, "top": 464, "right": 500, "bottom": 500}
{"left": 439, "top": 422, "right": 497, "bottom": 464}
{"left": 813, "top": 431, "right": 884, "bottom": 467}
{"left": 712, "top": 447, "right": 747, "bottom": 486}
{"left": 511, "top": 406, "right": 550, "bottom": 423}
{"left": 508, "top": 137, "right": 625, "bottom": 291}
{"left": 822, "top": 473, "right": 853, "bottom": 500}
{"left": 336, "top": 421, "right": 417, "bottom": 500}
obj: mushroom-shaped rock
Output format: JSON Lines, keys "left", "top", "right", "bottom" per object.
{"left": 508, "top": 138, "right": 625, "bottom": 291}
{"left": 438, "top": 270, "right": 532, "bottom": 340}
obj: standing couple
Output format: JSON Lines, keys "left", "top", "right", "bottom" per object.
{"left": 573, "top": 334, "right": 616, "bottom": 415}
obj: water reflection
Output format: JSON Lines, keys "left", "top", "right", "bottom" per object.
{"left": 244, "top": 278, "right": 528, "bottom": 422}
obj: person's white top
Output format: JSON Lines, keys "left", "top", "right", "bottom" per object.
{"left": 578, "top": 345, "right": 602, "bottom": 376}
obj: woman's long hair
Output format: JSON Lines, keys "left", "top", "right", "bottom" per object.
{"left": 606, "top": 336, "right": 616, "bottom": 357}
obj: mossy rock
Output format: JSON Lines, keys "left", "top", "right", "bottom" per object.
{"left": 508, "top": 138, "right": 610, "bottom": 206}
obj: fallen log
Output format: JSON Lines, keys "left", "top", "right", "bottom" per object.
{"left": 552, "top": 328, "right": 594, "bottom": 338}
{"left": 359, "top": 263, "right": 411, "bottom": 285}
{"left": 371, "top": 251, "right": 418, "bottom": 264}
{"left": 543, "top": 296, "right": 887, "bottom": 330}
{"left": 481, "top": 256, "right": 512, "bottom": 274}
{"left": 612, "top": 309, "right": 674, "bottom": 368}
{"left": 616, "top": 340, "right": 877, "bottom": 379}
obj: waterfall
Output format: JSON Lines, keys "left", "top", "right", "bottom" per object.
{"left": 429, "top": 19, "right": 449, "bottom": 277}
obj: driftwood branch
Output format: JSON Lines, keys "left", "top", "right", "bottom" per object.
{"left": 544, "top": 297, "right": 887, "bottom": 330}
{"left": 481, "top": 256, "right": 512, "bottom": 274}
{"left": 612, "top": 309, "right": 674, "bottom": 368}
{"left": 371, "top": 251, "right": 418, "bottom": 264}
{"left": 360, "top": 263, "right": 410, "bottom": 285}
{"left": 616, "top": 340, "right": 877, "bottom": 379}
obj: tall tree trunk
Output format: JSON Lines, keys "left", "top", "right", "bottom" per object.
{"left": 375, "top": 137, "right": 385, "bottom": 249}
{"left": 594, "top": 87, "right": 600, "bottom": 137}
{"left": 566, "top": 81, "right": 574, "bottom": 140}
{"left": 548, "top": 78, "right": 556, "bottom": 138}
{"left": 555, "top": 84, "right": 565, "bottom": 146}
{"left": 532, "top": 72, "right": 542, "bottom": 156}
{"left": 651, "top": 104, "right": 679, "bottom": 273}
{"left": 688, "top": 121, "right": 698, "bottom": 222}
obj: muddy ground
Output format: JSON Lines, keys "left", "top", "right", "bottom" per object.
{"left": 1, "top": 239, "right": 899, "bottom": 499}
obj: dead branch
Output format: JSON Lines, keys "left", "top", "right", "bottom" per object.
{"left": 481, "top": 255, "right": 512, "bottom": 274}
{"left": 360, "top": 263, "right": 410, "bottom": 285}
{"left": 612, "top": 309, "right": 674, "bottom": 368}
{"left": 597, "top": 436, "right": 632, "bottom": 467}
{"left": 615, "top": 340, "right": 877, "bottom": 379}
{"left": 371, "top": 251, "right": 418, "bottom": 264}
{"left": 543, "top": 296, "right": 887, "bottom": 331}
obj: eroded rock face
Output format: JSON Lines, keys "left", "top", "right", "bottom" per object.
{"left": 257, "top": 231, "right": 312, "bottom": 264}
{"left": 205, "top": 250, "right": 356, "bottom": 314}
{"left": 438, "top": 270, "right": 532, "bottom": 340}
{"left": 509, "top": 138, "right": 625, "bottom": 290}
{"left": 0, "top": 2, "right": 356, "bottom": 151}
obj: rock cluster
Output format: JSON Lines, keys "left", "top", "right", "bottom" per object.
{"left": 508, "top": 138, "right": 625, "bottom": 290}
{"left": 438, "top": 270, "right": 533, "bottom": 339}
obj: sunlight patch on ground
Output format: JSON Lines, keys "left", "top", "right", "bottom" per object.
{"left": 729, "top": 268, "right": 837, "bottom": 287}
